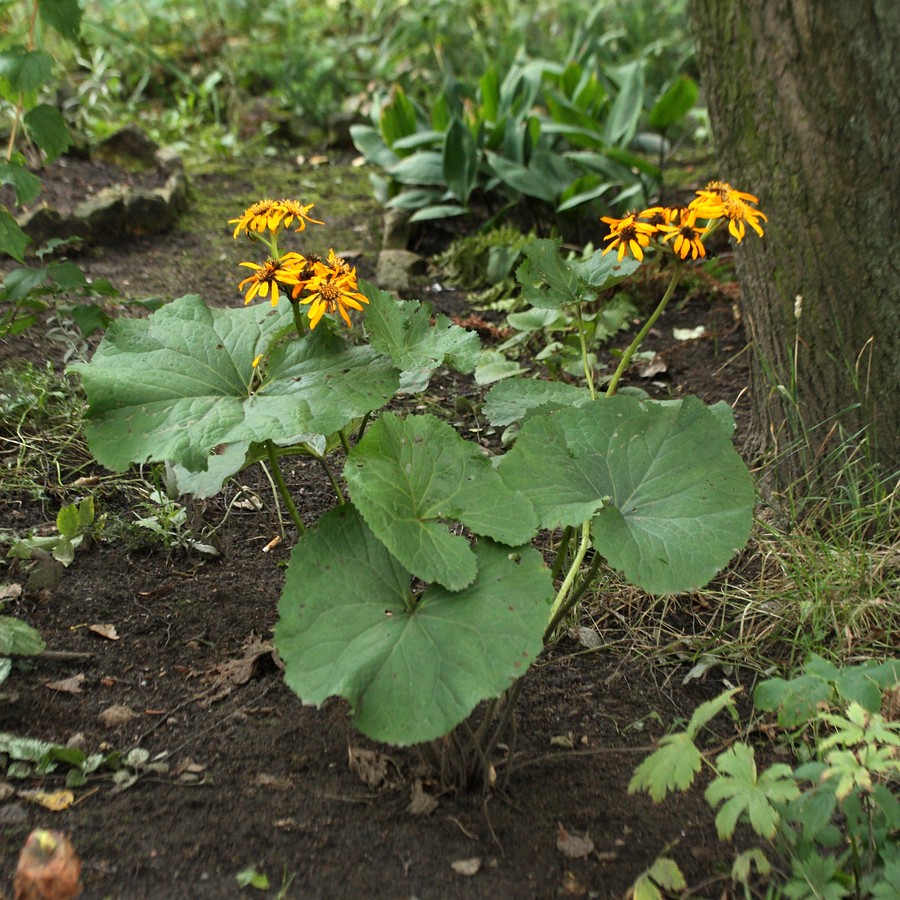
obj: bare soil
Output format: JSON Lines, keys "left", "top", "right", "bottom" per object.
{"left": 1, "top": 156, "right": 766, "bottom": 899}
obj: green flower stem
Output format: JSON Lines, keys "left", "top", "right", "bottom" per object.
{"left": 291, "top": 301, "right": 306, "bottom": 339}
{"left": 316, "top": 455, "right": 346, "bottom": 504}
{"left": 338, "top": 428, "right": 351, "bottom": 456}
{"left": 265, "top": 440, "right": 305, "bottom": 534}
{"left": 355, "top": 411, "right": 372, "bottom": 444}
{"left": 573, "top": 302, "right": 597, "bottom": 400}
{"left": 549, "top": 525, "right": 574, "bottom": 583}
{"left": 606, "top": 264, "right": 682, "bottom": 398}
{"left": 545, "top": 520, "right": 591, "bottom": 641}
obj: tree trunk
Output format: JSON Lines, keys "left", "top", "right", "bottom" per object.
{"left": 688, "top": 0, "right": 899, "bottom": 495}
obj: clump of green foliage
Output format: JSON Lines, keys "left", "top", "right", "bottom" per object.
{"left": 630, "top": 656, "right": 900, "bottom": 898}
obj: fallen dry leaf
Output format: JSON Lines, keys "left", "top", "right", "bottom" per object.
{"left": 19, "top": 790, "right": 75, "bottom": 813}
{"left": 253, "top": 773, "right": 293, "bottom": 791}
{"left": 88, "top": 624, "right": 119, "bottom": 641}
{"left": 98, "top": 705, "right": 138, "bottom": 728}
{"left": 195, "top": 635, "right": 279, "bottom": 706}
{"left": 347, "top": 746, "right": 391, "bottom": 789}
{"left": 450, "top": 857, "right": 481, "bottom": 876}
{"left": 0, "top": 583, "right": 23, "bottom": 600}
{"left": 638, "top": 354, "right": 668, "bottom": 378}
{"left": 44, "top": 675, "right": 85, "bottom": 695}
{"left": 556, "top": 823, "right": 595, "bottom": 860}
{"left": 407, "top": 779, "right": 438, "bottom": 816}
{"left": 13, "top": 829, "right": 82, "bottom": 900}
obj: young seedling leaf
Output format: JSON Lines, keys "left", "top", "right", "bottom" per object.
{"left": 345, "top": 413, "right": 538, "bottom": 590}
{"left": 70, "top": 294, "right": 398, "bottom": 474}
{"left": 274, "top": 505, "right": 552, "bottom": 745}
{"left": 628, "top": 732, "right": 702, "bottom": 802}
{"left": 704, "top": 744, "right": 799, "bottom": 840}
{"left": 497, "top": 395, "right": 754, "bottom": 593}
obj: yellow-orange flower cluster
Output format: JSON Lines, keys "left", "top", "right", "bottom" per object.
{"left": 601, "top": 181, "right": 767, "bottom": 261}
{"left": 228, "top": 199, "right": 323, "bottom": 239}
{"left": 231, "top": 201, "right": 368, "bottom": 329}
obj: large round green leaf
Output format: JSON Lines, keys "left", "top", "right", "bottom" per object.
{"left": 345, "top": 413, "right": 538, "bottom": 591}
{"left": 497, "top": 395, "right": 755, "bottom": 594}
{"left": 274, "top": 505, "right": 553, "bottom": 746}
{"left": 70, "top": 294, "right": 398, "bottom": 474}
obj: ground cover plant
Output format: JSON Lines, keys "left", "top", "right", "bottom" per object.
{"left": 1, "top": 1, "right": 898, "bottom": 897}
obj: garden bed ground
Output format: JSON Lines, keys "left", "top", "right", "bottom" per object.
{"left": 1, "top": 156, "right": 767, "bottom": 899}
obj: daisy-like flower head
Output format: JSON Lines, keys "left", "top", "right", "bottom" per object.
{"left": 277, "top": 199, "right": 324, "bottom": 232}
{"left": 237, "top": 252, "right": 306, "bottom": 306}
{"left": 689, "top": 180, "right": 762, "bottom": 221}
{"left": 229, "top": 200, "right": 283, "bottom": 239}
{"left": 638, "top": 206, "right": 679, "bottom": 228}
{"left": 601, "top": 213, "right": 658, "bottom": 261}
{"left": 323, "top": 248, "right": 354, "bottom": 276}
{"left": 298, "top": 263, "right": 369, "bottom": 329}
{"left": 719, "top": 196, "right": 768, "bottom": 241}
{"left": 658, "top": 207, "right": 708, "bottom": 260}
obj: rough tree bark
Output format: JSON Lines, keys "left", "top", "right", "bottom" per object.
{"left": 688, "top": 0, "right": 899, "bottom": 493}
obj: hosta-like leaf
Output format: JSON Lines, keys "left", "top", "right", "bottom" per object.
{"left": 70, "top": 294, "right": 398, "bottom": 475}
{"left": 345, "top": 413, "right": 538, "bottom": 591}
{"left": 497, "top": 395, "right": 754, "bottom": 594}
{"left": 274, "top": 505, "right": 552, "bottom": 745}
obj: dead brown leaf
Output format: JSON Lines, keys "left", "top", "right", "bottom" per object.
{"left": 253, "top": 773, "right": 293, "bottom": 791}
{"left": 88, "top": 624, "right": 119, "bottom": 641}
{"left": 556, "top": 822, "right": 595, "bottom": 860}
{"left": 407, "top": 779, "right": 438, "bottom": 816}
{"left": 44, "top": 674, "right": 85, "bottom": 695}
{"left": 98, "top": 705, "right": 138, "bottom": 728}
{"left": 0, "top": 583, "right": 23, "bottom": 600}
{"left": 195, "top": 635, "right": 280, "bottom": 707}
{"left": 347, "top": 746, "right": 393, "bottom": 789}
{"left": 13, "top": 829, "right": 82, "bottom": 900}
{"left": 18, "top": 790, "right": 75, "bottom": 812}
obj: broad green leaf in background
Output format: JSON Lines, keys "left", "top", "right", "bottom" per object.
{"left": 345, "top": 413, "right": 538, "bottom": 591}
{"left": 515, "top": 239, "right": 585, "bottom": 308}
{"left": 497, "top": 395, "right": 755, "bottom": 594}
{"left": 0, "top": 616, "right": 45, "bottom": 657}
{"left": 362, "top": 283, "right": 480, "bottom": 385}
{"left": 70, "top": 294, "right": 398, "bottom": 474}
{"left": 23, "top": 104, "right": 70, "bottom": 163}
{"left": 380, "top": 86, "right": 419, "bottom": 148}
{"left": 443, "top": 117, "right": 478, "bottom": 204}
{"left": 649, "top": 75, "right": 699, "bottom": 132}
{"left": 387, "top": 151, "right": 445, "bottom": 186}
{"left": 0, "top": 49, "right": 53, "bottom": 93}
{"left": 275, "top": 505, "right": 552, "bottom": 745}
{"left": 483, "top": 377, "right": 592, "bottom": 427}
{"left": 37, "top": 0, "right": 83, "bottom": 42}
{"left": 572, "top": 248, "right": 641, "bottom": 289}
{"left": 0, "top": 210, "right": 29, "bottom": 263}
{"left": 473, "top": 349, "right": 525, "bottom": 385}
{"left": 0, "top": 158, "right": 42, "bottom": 205}
{"left": 605, "top": 60, "right": 645, "bottom": 146}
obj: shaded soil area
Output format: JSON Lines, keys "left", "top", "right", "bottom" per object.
{"left": 1, "top": 157, "right": 765, "bottom": 898}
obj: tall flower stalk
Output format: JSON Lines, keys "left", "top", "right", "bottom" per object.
{"left": 548, "top": 181, "right": 766, "bottom": 634}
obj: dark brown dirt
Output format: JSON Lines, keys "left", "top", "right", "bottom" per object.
{"left": 1, "top": 158, "right": 765, "bottom": 899}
